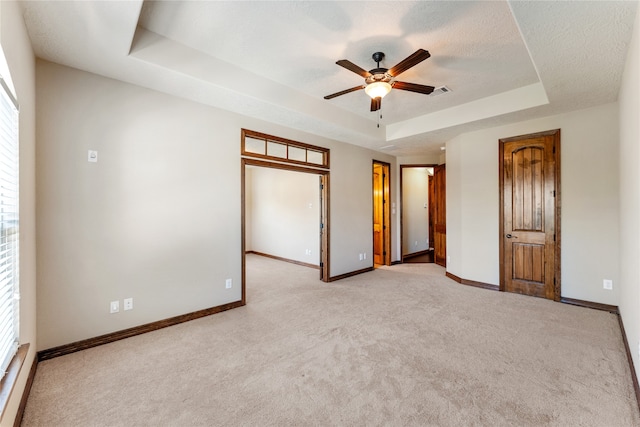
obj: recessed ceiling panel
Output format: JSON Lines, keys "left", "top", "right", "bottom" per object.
{"left": 138, "top": 1, "right": 539, "bottom": 124}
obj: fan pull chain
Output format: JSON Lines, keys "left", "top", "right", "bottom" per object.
{"left": 377, "top": 112, "right": 382, "bottom": 128}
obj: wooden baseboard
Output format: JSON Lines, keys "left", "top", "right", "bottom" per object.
{"left": 443, "top": 276, "right": 639, "bottom": 410}
{"left": 37, "top": 300, "right": 244, "bottom": 361}
{"left": 557, "top": 298, "right": 638, "bottom": 410}
{"left": 402, "top": 249, "right": 433, "bottom": 261}
{"left": 559, "top": 297, "right": 619, "bottom": 314}
{"left": 445, "top": 272, "right": 499, "bottom": 291}
{"left": 13, "top": 351, "right": 37, "bottom": 427}
{"left": 329, "top": 267, "right": 374, "bottom": 282}
{"left": 17, "top": 279, "right": 640, "bottom": 423}
{"left": 617, "top": 314, "right": 640, "bottom": 412}
{"left": 246, "top": 251, "right": 319, "bottom": 270}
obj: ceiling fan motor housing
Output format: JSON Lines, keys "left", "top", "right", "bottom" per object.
{"left": 368, "top": 52, "right": 392, "bottom": 84}
{"left": 366, "top": 68, "right": 392, "bottom": 84}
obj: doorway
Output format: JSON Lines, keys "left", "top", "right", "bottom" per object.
{"left": 372, "top": 161, "right": 390, "bottom": 267}
{"left": 400, "top": 165, "right": 435, "bottom": 263}
{"left": 499, "top": 129, "right": 561, "bottom": 300}
{"left": 242, "top": 158, "right": 330, "bottom": 305}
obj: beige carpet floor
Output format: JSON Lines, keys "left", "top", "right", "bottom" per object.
{"left": 22, "top": 254, "right": 640, "bottom": 426}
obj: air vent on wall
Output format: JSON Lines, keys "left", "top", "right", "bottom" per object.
{"left": 429, "top": 86, "right": 451, "bottom": 96}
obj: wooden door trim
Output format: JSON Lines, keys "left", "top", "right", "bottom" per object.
{"left": 242, "top": 158, "right": 330, "bottom": 306}
{"left": 399, "top": 164, "right": 438, "bottom": 262}
{"left": 433, "top": 164, "right": 447, "bottom": 267}
{"left": 373, "top": 160, "right": 391, "bottom": 266}
{"left": 499, "top": 129, "right": 561, "bottom": 300}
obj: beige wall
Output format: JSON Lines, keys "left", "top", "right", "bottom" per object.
{"left": 446, "top": 102, "right": 621, "bottom": 306}
{"left": 0, "top": 1, "right": 37, "bottom": 425}
{"left": 35, "top": 60, "right": 396, "bottom": 350}
{"left": 247, "top": 167, "right": 320, "bottom": 265}
{"left": 402, "top": 167, "right": 431, "bottom": 255}
{"left": 618, "top": 5, "right": 640, "bottom": 381}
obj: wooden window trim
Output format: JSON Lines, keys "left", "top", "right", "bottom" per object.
{"left": 241, "top": 129, "right": 330, "bottom": 169}
{"left": 0, "top": 344, "right": 29, "bottom": 422}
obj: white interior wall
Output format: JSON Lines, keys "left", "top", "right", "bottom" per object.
{"left": 618, "top": 5, "right": 640, "bottom": 382}
{"left": 248, "top": 167, "right": 320, "bottom": 265}
{"left": 446, "top": 102, "right": 621, "bottom": 306}
{"left": 0, "top": 1, "right": 37, "bottom": 424}
{"left": 402, "top": 167, "right": 431, "bottom": 255}
{"left": 35, "top": 60, "right": 396, "bottom": 350}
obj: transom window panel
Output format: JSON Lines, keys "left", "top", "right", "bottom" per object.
{"left": 241, "top": 129, "right": 330, "bottom": 169}
{"left": 0, "top": 77, "right": 19, "bottom": 378}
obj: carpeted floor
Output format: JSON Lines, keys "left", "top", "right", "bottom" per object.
{"left": 22, "top": 254, "right": 640, "bottom": 426}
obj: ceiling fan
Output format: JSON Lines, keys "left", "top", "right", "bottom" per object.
{"left": 324, "top": 49, "right": 435, "bottom": 112}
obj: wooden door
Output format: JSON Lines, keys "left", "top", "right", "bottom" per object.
{"left": 428, "top": 174, "right": 434, "bottom": 250}
{"left": 372, "top": 161, "right": 390, "bottom": 267}
{"left": 433, "top": 164, "right": 446, "bottom": 267}
{"left": 319, "top": 175, "right": 328, "bottom": 281}
{"left": 500, "top": 130, "right": 560, "bottom": 300}
{"left": 373, "top": 163, "right": 384, "bottom": 265}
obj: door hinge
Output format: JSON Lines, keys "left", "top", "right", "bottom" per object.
{"left": 553, "top": 191, "right": 556, "bottom": 197}
{"left": 320, "top": 262, "right": 324, "bottom": 268}
{"left": 554, "top": 234, "right": 556, "bottom": 242}
{"left": 320, "top": 223, "right": 324, "bottom": 229}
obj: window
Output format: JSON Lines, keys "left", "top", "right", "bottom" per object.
{"left": 241, "top": 129, "right": 330, "bottom": 169}
{"left": 0, "top": 76, "right": 19, "bottom": 378}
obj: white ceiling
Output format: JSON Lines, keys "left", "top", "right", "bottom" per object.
{"left": 20, "top": 1, "right": 638, "bottom": 157}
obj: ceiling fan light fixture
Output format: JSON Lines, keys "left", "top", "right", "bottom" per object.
{"left": 365, "top": 81, "right": 392, "bottom": 99}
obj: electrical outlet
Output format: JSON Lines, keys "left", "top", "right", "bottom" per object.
{"left": 359, "top": 253, "right": 363, "bottom": 261}
{"left": 110, "top": 300, "right": 119, "bottom": 314}
{"left": 226, "top": 278, "right": 232, "bottom": 289}
{"left": 603, "top": 279, "right": 613, "bottom": 290}
{"left": 123, "top": 298, "right": 133, "bottom": 311}
{"left": 363, "top": 252, "right": 366, "bottom": 260}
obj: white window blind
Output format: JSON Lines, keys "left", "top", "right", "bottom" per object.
{"left": 0, "top": 76, "right": 19, "bottom": 377}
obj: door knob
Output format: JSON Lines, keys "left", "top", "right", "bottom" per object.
{"left": 506, "top": 234, "right": 517, "bottom": 238}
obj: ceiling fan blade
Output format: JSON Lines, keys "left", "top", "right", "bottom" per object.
{"left": 370, "top": 97, "right": 382, "bottom": 112}
{"left": 324, "top": 85, "right": 365, "bottom": 100}
{"left": 388, "top": 49, "right": 431, "bottom": 77}
{"left": 336, "top": 60, "right": 371, "bottom": 78}
{"left": 392, "top": 81, "right": 435, "bottom": 95}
